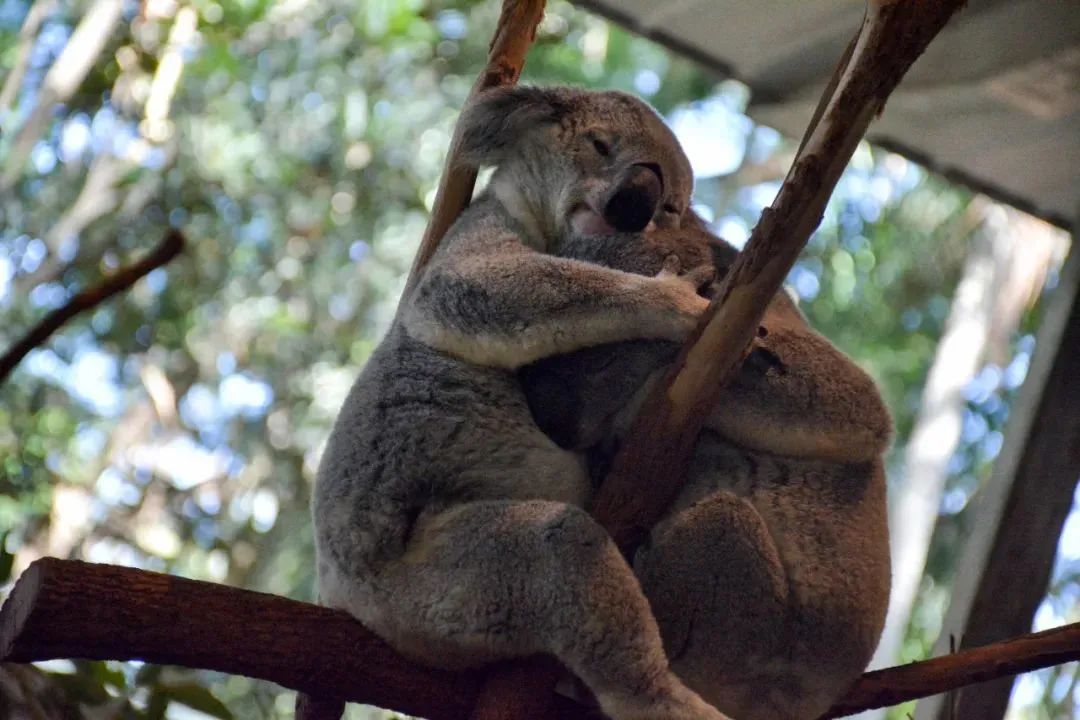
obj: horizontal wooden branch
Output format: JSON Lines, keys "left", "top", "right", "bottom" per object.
{"left": 0, "top": 230, "right": 185, "bottom": 384}
{"left": 0, "top": 558, "right": 484, "bottom": 720}
{"left": 3, "top": 559, "right": 1079, "bottom": 719}
{"left": 821, "top": 622, "right": 1080, "bottom": 718}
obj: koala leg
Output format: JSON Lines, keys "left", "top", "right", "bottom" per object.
{"left": 321, "top": 499, "right": 726, "bottom": 720}
{"left": 636, "top": 491, "right": 840, "bottom": 720}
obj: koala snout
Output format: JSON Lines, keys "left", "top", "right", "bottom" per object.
{"left": 602, "top": 163, "right": 663, "bottom": 233}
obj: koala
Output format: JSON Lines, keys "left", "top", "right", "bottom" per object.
{"left": 313, "top": 86, "right": 729, "bottom": 720}
{"left": 520, "top": 225, "right": 894, "bottom": 720}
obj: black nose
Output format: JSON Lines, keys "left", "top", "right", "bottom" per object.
{"left": 603, "top": 163, "right": 663, "bottom": 233}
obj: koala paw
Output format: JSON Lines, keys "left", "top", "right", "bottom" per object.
{"left": 600, "top": 678, "right": 730, "bottom": 720}
{"left": 656, "top": 255, "right": 717, "bottom": 293}
{"left": 648, "top": 256, "right": 712, "bottom": 333}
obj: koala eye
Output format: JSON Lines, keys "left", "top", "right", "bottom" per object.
{"left": 662, "top": 203, "right": 679, "bottom": 215}
{"left": 592, "top": 138, "right": 611, "bottom": 157}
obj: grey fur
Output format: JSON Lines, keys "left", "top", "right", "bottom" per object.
{"left": 521, "top": 224, "right": 893, "bottom": 720}
{"left": 314, "top": 87, "right": 727, "bottom": 720}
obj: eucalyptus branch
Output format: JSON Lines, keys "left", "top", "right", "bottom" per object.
{"left": 3, "top": 559, "right": 1079, "bottom": 720}
{"left": 402, "top": 0, "right": 547, "bottom": 297}
{"left": 0, "top": 231, "right": 185, "bottom": 384}
{"left": 594, "top": 0, "right": 970, "bottom": 552}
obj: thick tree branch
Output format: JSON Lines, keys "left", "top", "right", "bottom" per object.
{"left": 594, "top": 0, "right": 969, "bottom": 550}
{"left": 0, "top": 230, "right": 185, "bottom": 384}
{"left": 402, "top": 0, "right": 546, "bottom": 297}
{"left": 3, "top": 559, "right": 1079, "bottom": 720}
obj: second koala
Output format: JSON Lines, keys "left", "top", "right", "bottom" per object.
{"left": 522, "top": 223, "right": 893, "bottom": 720}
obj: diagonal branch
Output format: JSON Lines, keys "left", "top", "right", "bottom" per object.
{"left": 2, "top": 559, "right": 1079, "bottom": 720}
{"left": 593, "top": 0, "right": 970, "bottom": 551}
{"left": 0, "top": 230, "right": 185, "bottom": 384}
{"left": 402, "top": 0, "right": 547, "bottom": 297}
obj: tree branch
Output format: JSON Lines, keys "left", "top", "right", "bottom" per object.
{"left": 0, "top": 230, "right": 185, "bottom": 384}
{"left": 2, "top": 559, "right": 1078, "bottom": 720}
{"left": 0, "top": 559, "right": 483, "bottom": 720}
{"left": 401, "top": 0, "right": 547, "bottom": 297}
{"left": 594, "top": 0, "right": 969, "bottom": 551}
{"left": 820, "top": 622, "right": 1080, "bottom": 718}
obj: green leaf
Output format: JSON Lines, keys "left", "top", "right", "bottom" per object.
{"left": 0, "top": 531, "right": 13, "bottom": 584}
{"left": 161, "top": 683, "right": 235, "bottom": 719}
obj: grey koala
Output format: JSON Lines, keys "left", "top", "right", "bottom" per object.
{"left": 314, "top": 86, "right": 729, "bottom": 720}
{"left": 521, "top": 224, "right": 894, "bottom": 720}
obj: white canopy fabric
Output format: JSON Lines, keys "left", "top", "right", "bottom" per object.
{"left": 578, "top": 0, "right": 1079, "bottom": 228}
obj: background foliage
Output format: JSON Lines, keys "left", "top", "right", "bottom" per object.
{"left": 0, "top": 0, "right": 1076, "bottom": 718}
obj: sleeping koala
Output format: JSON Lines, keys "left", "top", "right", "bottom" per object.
{"left": 521, "top": 223, "right": 893, "bottom": 720}
{"left": 314, "top": 86, "right": 728, "bottom": 720}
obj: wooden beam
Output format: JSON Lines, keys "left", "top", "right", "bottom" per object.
{"left": 916, "top": 214, "right": 1080, "bottom": 720}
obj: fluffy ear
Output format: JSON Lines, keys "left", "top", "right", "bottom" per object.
{"left": 679, "top": 208, "right": 739, "bottom": 274}
{"left": 457, "top": 86, "right": 571, "bottom": 167}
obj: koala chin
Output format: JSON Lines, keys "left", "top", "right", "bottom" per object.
{"left": 314, "top": 86, "right": 728, "bottom": 720}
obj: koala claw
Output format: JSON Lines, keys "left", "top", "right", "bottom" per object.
{"left": 657, "top": 254, "right": 685, "bottom": 278}
{"left": 684, "top": 264, "right": 717, "bottom": 293}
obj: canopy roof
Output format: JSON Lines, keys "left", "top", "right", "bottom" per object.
{"left": 579, "top": 0, "right": 1079, "bottom": 228}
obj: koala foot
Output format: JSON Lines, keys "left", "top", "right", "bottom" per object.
{"left": 598, "top": 675, "right": 730, "bottom": 720}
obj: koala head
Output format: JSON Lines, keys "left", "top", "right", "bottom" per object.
{"left": 459, "top": 86, "right": 694, "bottom": 248}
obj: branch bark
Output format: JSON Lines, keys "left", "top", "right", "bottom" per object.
{"left": 594, "top": 0, "right": 969, "bottom": 550}
{"left": 467, "top": 3, "right": 969, "bottom": 713}
{"left": 3, "top": 559, "right": 1079, "bottom": 720}
{"left": 401, "top": 0, "right": 547, "bottom": 297}
{"left": 0, "top": 230, "right": 185, "bottom": 384}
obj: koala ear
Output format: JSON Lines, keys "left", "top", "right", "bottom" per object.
{"left": 457, "top": 86, "right": 572, "bottom": 167}
{"left": 681, "top": 208, "right": 711, "bottom": 232}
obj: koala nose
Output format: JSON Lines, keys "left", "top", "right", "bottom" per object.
{"left": 603, "top": 163, "right": 663, "bottom": 233}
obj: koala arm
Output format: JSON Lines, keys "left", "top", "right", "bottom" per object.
{"left": 403, "top": 217, "right": 709, "bottom": 371}
{"left": 702, "top": 291, "right": 892, "bottom": 463}
{"left": 522, "top": 293, "right": 891, "bottom": 465}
